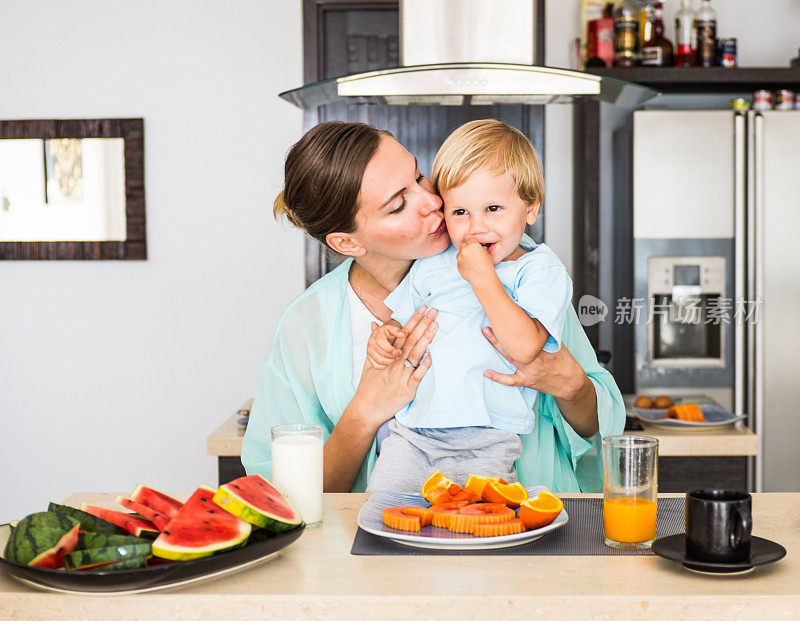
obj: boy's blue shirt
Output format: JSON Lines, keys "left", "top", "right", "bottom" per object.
{"left": 384, "top": 241, "right": 572, "bottom": 434}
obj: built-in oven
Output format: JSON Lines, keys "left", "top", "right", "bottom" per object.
{"left": 647, "top": 256, "right": 726, "bottom": 368}
{"left": 634, "top": 243, "right": 734, "bottom": 409}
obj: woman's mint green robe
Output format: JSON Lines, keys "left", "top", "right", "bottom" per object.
{"left": 242, "top": 258, "right": 625, "bottom": 492}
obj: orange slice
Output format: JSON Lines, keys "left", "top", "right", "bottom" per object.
{"left": 482, "top": 481, "right": 529, "bottom": 509}
{"left": 430, "top": 501, "right": 470, "bottom": 528}
{"left": 448, "top": 503, "right": 514, "bottom": 534}
{"left": 421, "top": 471, "right": 479, "bottom": 506}
{"left": 464, "top": 474, "right": 507, "bottom": 499}
{"left": 382, "top": 506, "right": 433, "bottom": 532}
{"left": 518, "top": 490, "right": 564, "bottom": 530}
{"left": 473, "top": 518, "right": 524, "bottom": 537}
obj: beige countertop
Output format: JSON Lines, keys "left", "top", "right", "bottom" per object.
{"left": 208, "top": 399, "right": 758, "bottom": 458}
{"left": 1, "top": 492, "right": 796, "bottom": 618}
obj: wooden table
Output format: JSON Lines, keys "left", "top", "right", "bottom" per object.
{"left": 1, "top": 493, "right": 797, "bottom": 618}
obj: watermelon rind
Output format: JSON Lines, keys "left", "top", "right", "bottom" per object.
{"left": 151, "top": 485, "right": 251, "bottom": 561}
{"left": 64, "top": 543, "right": 152, "bottom": 570}
{"left": 79, "top": 504, "right": 159, "bottom": 539}
{"left": 85, "top": 556, "right": 148, "bottom": 572}
{"left": 78, "top": 532, "right": 147, "bottom": 550}
{"left": 4, "top": 512, "right": 80, "bottom": 567}
{"left": 130, "top": 484, "right": 183, "bottom": 520}
{"left": 213, "top": 475, "right": 302, "bottom": 533}
{"left": 48, "top": 502, "right": 124, "bottom": 535}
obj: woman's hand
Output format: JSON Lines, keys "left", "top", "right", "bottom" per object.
{"left": 324, "top": 306, "right": 438, "bottom": 492}
{"left": 351, "top": 306, "right": 438, "bottom": 432}
{"left": 482, "top": 326, "right": 599, "bottom": 437}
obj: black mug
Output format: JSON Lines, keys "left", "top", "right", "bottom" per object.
{"left": 685, "top": 489, "right": 752, "bottom": 563}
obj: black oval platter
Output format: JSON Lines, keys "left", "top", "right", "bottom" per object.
{"left": 0, "top": 522, "right": 305, "bottom": 593}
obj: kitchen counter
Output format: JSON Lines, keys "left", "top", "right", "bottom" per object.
{"left": 1, "top": 492, "right": 797, "bottom": 618}
{"left": 206, "top": 399, "right": 253, "bottom": 458}
{"left": 207, "top": 399, "right": 758, "bottom": 486}
{"left": 626, "top": 424, "right": 757, "bottom": 457}
{"left": 208, "top": 400, "right": 757, "bottom": 459}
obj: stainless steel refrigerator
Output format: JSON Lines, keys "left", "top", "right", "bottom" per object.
{"left": 632, "top": 109, "right": 800, "bottom": 492}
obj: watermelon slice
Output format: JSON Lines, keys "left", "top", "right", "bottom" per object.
{"left": 78, "top": 532, "right": 147, "bottom": 550}
{"left": 151, "top": 485, "right": 251, "bottom": 561}
{"left": 115, "top": 496, "right": 169, "bottom": 530}
{"left": 4, "top": 512, "right": 81, "bottom": 568}
{"left": 64, "top": 543, "right": 152, "bottom": 570}
{"left": 79, "top": 505, "right": 159, "bottom": 539}
{"left": 129, "top": 484, "right": 183, "bottom": 521}
{"left": 212, "top": 474, "right": 302, "bottom": 533}
{"left": 48, "top": 502, "right": 125, "bottom": 535}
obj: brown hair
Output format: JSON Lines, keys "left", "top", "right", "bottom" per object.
{"left": 432, "top": 119, "right": 545, "bottom": 206}
{"left": 274, "top": 121, "right": 392, "bottom": 246}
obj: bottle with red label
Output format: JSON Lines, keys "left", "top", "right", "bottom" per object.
{"left": 674, "top": 0, "right": 697, "bottom": 66}
{"left": 586, "top": 3, "right": 616, "bottom": 68}
{"left": 640, "top": 2, "right": 674, "bottom": 66}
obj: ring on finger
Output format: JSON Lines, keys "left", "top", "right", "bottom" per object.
{"left": 404, "top": 359, "right": 419, "bottom": 369}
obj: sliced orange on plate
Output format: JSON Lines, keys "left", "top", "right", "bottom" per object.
{"left": 482, "top": 481, "right": 529, "bottom": 509}
{"left": 421, "top": 471, "right": 479, "bottom": 506}
{"left": 518, "top": 490, "right": 564, "bottom": 530}
{"left": 464, "top": 474, "right": 507, "bottom": 499}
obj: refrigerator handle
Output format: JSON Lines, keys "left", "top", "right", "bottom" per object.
{"left": 750, "top": 112, "right": 765, "bottom": 493}
{"left": 734, "top": 113, "right": 746, "bottom": 422}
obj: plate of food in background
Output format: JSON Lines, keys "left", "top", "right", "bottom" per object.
{"left": 631, "top": 395, "right": 745, "bottom": 429}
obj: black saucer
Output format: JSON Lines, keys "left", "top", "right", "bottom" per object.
{"left": 652, "top": 534, "right": 786, "bottom": 575}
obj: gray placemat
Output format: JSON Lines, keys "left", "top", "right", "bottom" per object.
{"left": 351, "top": 497, "right": 684, "bottom": 556}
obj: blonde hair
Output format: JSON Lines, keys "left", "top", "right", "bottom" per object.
{"left": 432, "top": 119, "right": 544, "bottom": 206}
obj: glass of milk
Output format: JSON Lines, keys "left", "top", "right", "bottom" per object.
{"left": 270, "top": 424, "right": 324, "bottom": 528}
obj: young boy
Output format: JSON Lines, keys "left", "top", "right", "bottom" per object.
{"left": 365, "top": 119, "right": 573, "bottom": 492}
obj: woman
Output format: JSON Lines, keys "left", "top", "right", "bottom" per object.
{"left": 242, "top": 121, "right": 624, "bottom": 493}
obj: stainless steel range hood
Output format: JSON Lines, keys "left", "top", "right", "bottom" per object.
{"left": 279, "top": 63, "right": 658, "bottom": 109}
{"left": 279, "top": 0, "right": 659, "bottom": 109}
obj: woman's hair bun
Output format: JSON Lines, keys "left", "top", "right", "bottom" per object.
{"left": 273, "top": 190, "right": 303, "bottom": 228}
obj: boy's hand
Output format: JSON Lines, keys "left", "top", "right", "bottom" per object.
{"left": 367, "top": 322, "right": 405, "bottom": 369}
{"left": 457, "top": 239, "right": 496, "bottom": 286}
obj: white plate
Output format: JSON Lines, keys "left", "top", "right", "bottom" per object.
{"left": 357, "top": 486, "right": 568, "bottom": 550}
{"left": 634, "top": 404, "right": 745, "bottom": 429}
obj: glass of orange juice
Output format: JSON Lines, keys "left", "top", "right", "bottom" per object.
{"left": 602, "top": 435, "right": 658, "bottom": 549}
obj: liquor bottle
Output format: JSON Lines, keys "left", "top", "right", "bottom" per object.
{"left": 640, "top": 2, "right": 674, "bottom": 66}
{"left": 640, "top": 5, "right": 653, "bottom": 49}
{"left": 613, "top": 0, "right": 640, "bottom": 67}
{"left": 675, "top": 0, "right": 697, "bottom": 66}
{"left": 695, "top": 0, "right": 717, "bottom": 68}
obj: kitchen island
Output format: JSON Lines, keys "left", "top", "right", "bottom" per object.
{"left": 1, "top": 492, "right": 796, "bottom": 618}
{"left": 207, "top": 400, "right": 758, "bottom": 489}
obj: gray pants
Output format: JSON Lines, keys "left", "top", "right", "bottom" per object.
{"left": 366, "top": 419, "right": 522, "bottom": 493}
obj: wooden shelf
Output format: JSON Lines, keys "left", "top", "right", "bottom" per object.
{"left": 586, "top": 66, "right": 800, "bottom": 93}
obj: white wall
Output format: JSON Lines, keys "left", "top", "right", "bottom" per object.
{"left": 1, "top": 1, "right": 798, "bottom": 523}
{"left": 0, "top": 1, "right": 304, "bottom": 523}
{"left": 544, "top": 0, "right": 800, "bottom": 273}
